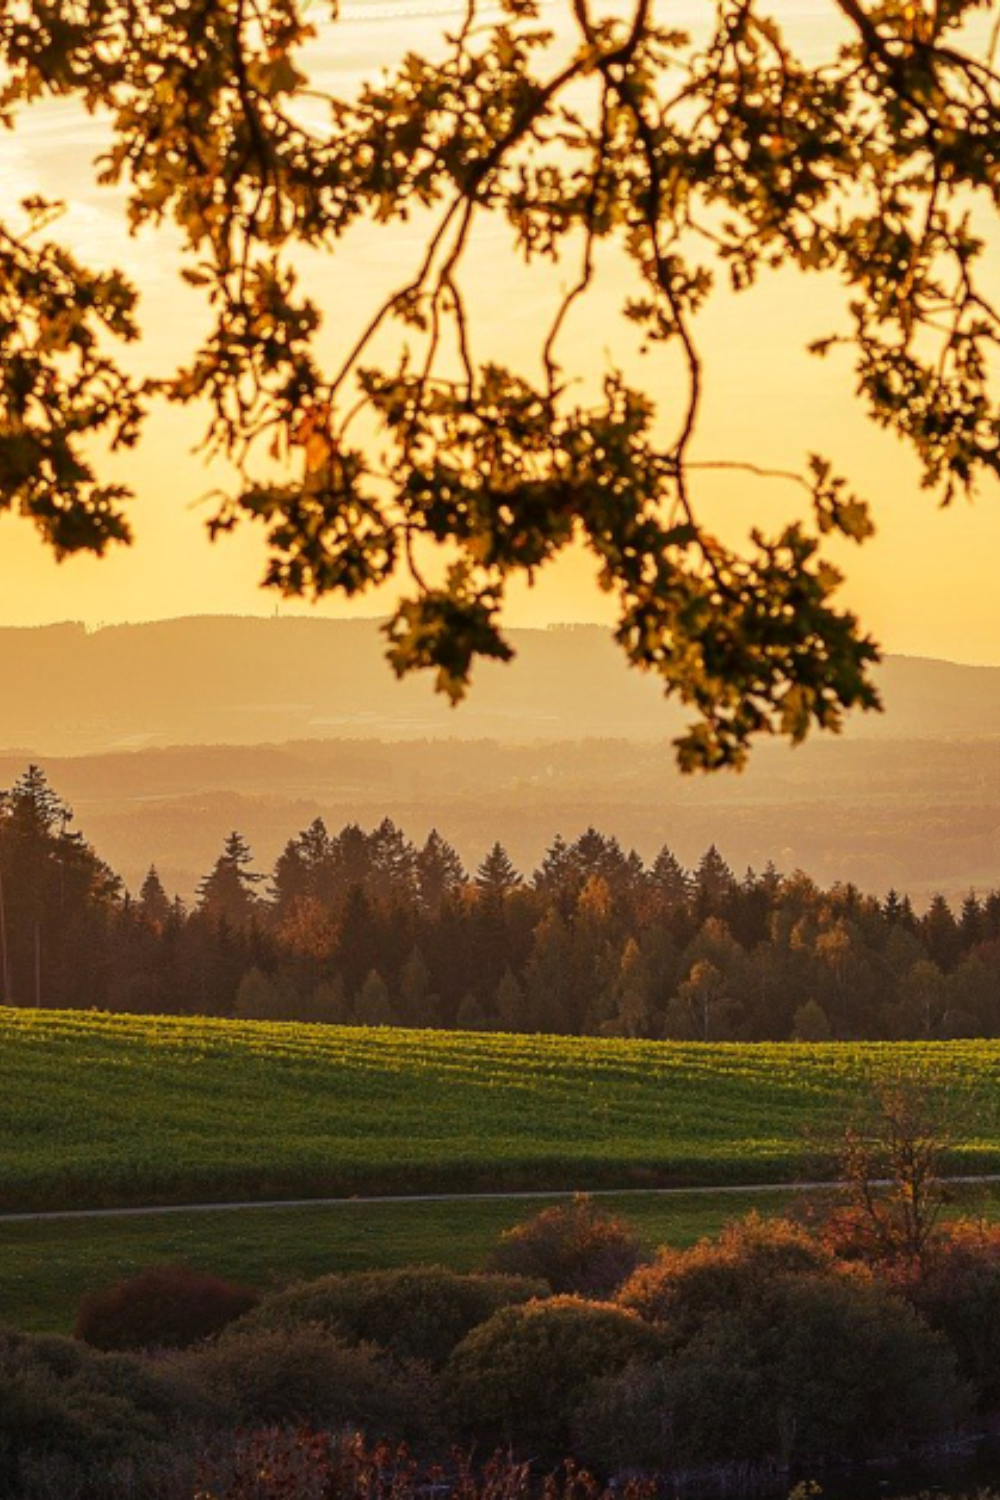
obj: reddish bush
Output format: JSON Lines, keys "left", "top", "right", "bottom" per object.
{"left": 816, "top": 1202, "right": 900, "bottom": 1263}
{"left": 618, "top": 1214, "right": 832, "bottom": 1342}
{"left": 879, "top": 1219, "right": 1000, "bottom": 1411}
{"left": 485, "top": 1195, "right": 644, "bottom": 1297}
{"left": 75, "top": 1262, "right": 259, "bottom": 1351}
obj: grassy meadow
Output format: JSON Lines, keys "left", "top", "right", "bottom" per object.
{"left": 5, "top": 1006, "right": 1000, "bottom": 1213}
{"left": 0, "top": 1189, "right": 805, "bottom": 1334}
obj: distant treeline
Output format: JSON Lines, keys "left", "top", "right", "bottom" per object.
{"left": 3, "top": 765, "right": 1000, "bottom": 1040}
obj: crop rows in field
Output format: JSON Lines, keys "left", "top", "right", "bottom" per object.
{"left": 3, "top": 1006, "right": 1000, "bottom": 1212}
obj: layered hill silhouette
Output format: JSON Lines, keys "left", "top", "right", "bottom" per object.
{"left": 1, "top": 617, "right": 999, "bottom": 903}
{"left": 1, "top": 615, "right": 997, "bottom": 753}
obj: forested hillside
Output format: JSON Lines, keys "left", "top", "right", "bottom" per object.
{"left": 4, "top": 765, "right": 1000, "bottom": 1042}
{"left": 5, "top": 732, "right": 1000, "bottom": 903}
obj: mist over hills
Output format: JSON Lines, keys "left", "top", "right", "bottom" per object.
{"left": 0, "top": 732, "right": 996, "bottom": 905}
{"left": 1, "top": 616, "right": 999, "bottom": 903}
{"left": 2, "top": 615, "right": 999, "bottom": 752}
{"left": 0, "top": 616, "right": 687, "bottom": 752}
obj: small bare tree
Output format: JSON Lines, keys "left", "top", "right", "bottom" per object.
{"left": 833, "top": 1079, "right": 955, "bottom": 1263}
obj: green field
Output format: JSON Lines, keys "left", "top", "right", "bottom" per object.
{"left": 0, "top": 1190, "right": 804, "bottom": 1334}
{"left": 4, "top": 1007, "right": 1000, "bottom": 1213}
{"left": 6, "top": 1183, "right": 1000, "bottom": 1336}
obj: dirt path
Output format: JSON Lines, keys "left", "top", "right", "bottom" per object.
{"left": 3, "top": 1174, "right": 1000, "bottom": 1225}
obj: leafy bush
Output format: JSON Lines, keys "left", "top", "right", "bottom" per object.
{"left": 571, "top": 1360, "right": 675, "bottom": 1475}
{"left": 619, "top": 1214, "right": 832, "bottom": 1343}
{"left": 0, "top": 1326, "right": 194, "bottom": 1496}
{"left": 445, "top": 1295, "right": 661, "bottom": 1454}
{"left": 816, "top": 1202, "right": 887, "bottom": 1262}
{"left": 181, "top": 1324, "right": 442, "bottom": 1442}
{"left": 242, "top": 1265, "right": 545, "bottom": 1366}
{"left": 883, "top": 1220, "right": 1000, "bottom": 1411}
{"left": 75, "top": 1262, "right": 258, "bottom": 1351}
{"left": 485, "top": 1195, "right": 645, "bottom": 1297}
{"left": 654, "top": 1270, "right": 967, "bottom": 1468}
{"left": 609, "top": 1215, "right": 968, "bottom": 1472}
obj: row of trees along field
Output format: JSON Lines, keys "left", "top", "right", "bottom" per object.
{"left": 4, "top": 765, "right": 1000, "bottom": 1041}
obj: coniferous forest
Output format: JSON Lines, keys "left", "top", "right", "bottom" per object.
{"left": 5, "top": 764, "right": 1000, "bottom": 1042}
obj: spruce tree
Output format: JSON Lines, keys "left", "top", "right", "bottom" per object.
{"left": 138, "top": 866, "right": 171, "bottom": 927}
{"left": 649, "top": 847, "right": 691, "bottom": 910}
{"left": 416, "top": 830, "right": 466, "bottom": 915}
{"left": 475, "top": 843, "right": 521, "bottom": 899}
{"left": 197, "top": 832, "right": 264, "bottom": 927}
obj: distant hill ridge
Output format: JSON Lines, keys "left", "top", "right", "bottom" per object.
{"left": 0, "top": 615, "right": 994, "bottom": 755}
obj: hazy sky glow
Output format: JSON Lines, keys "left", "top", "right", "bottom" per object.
{"left": 4, "top": 0, "right": 1000, "bottom": 666}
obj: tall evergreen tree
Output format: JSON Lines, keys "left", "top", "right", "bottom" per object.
{"left": 984, "top": 891, "right": 1000, "bottom": 943}
{"left": 197, "top": 832, "right": 264, "bottom": 927}
{"left": 271, "top": 817, "right": 334, "bottom": 916}
{"left": 959, "top": 892, "right": 984, "bottom": 947}
{"left": 331, "top": 823, "right": 372, "bottom": 895}
{"left": 883, "top": 889, "right": 906, "bottom": 925}
{"left": 138, "top": 866, "right": 171, "bottom": 927}
{"left": 693, "top": 845, "right": 737, "bottom": 920}
{"left": 648, "top": 846, "right": 690, "bottom": 909}
{"left": 476, "top": 843, "right": 521, "bottom": 900}
{"left": 532, "top": 834, "right": 572, "bottom": 897}
{"left": 0, "top": 766, "right": 119, "bottom": 1008}
{"left": 368, "top": 818, "right": 419, "bottom": 906}
{"left": 417, "top": 830, "right": 466, "bottom": 915}
{"left": 922, "top": 894, "right": 962, "bottom": 972}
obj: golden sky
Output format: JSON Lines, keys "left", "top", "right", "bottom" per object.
{"left": 4, "top": 0, "right": 1000, "bottom": 666}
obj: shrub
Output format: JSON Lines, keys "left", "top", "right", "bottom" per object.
{"left": 619, "top": 1214, "right": 832, "bottom": 1343}
{"left": 655, "top": 1271, "right": 967, "bottom": 1469}
{"left": 818, "top": 1202, "right": 907, "bottom": 1264}
{"left": 0, "top": 1326, "right": 194, "bottom": 1496}
{"left": 571, "top": 1361, "right": 675, "bottom": 1475}
{"left": 610, "top": 1214, "right": 968, "bottom": 1472}
{"left": 485, "top": 1195, "right": 645, "bottom": 1297}
{"left": 242, "top": 1265, "right": 545, "bottom": 1367}
{"left": 883, "top": 1220, "right": 1000, "bottom": 1411}
{"left": 75, "top": 1262, "right": 259, "bottom": 1351}
{"left": 181, "top": 1324, "right": 442, "bottom": 1442}
{"left": 445, "top": 1295, "right": 661, "bottom": 1454}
